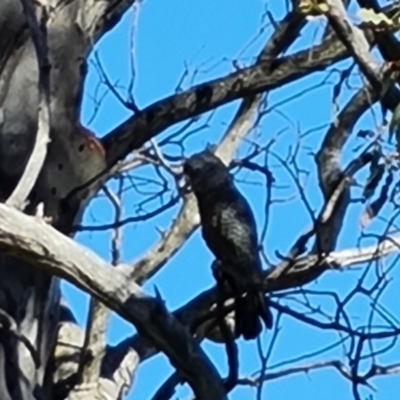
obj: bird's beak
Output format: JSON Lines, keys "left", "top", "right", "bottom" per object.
{"left": 177, "top": 165, "right": 192, "bottom": 194}
{"left": 181, "top": 164, "right": 191, "bottom": 183}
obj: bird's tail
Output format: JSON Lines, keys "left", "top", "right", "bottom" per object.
{"left": 256, "top": 291, "right": 273, "bottom": 330}
{"left": 235, "top": 291, "right": 273, "bottom": 340}
{"left": 212, "top": 263, "right": 273, "bottom": 340}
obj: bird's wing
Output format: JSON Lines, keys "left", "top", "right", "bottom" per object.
{"left": 200, "top": 187, "right": 263, "bottom": 282}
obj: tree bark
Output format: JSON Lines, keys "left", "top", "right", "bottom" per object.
{"left": 0, "top": 1, "right": 134, "bottom": 398}
{"left": 2, "top": 0, "right": 400, "bottom": 399}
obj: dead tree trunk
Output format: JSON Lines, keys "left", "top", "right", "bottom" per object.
{"left": 0, "top": 1, "right": 132, "bottom": 398}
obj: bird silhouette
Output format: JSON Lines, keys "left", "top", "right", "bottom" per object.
{"left": 183, "top": 149, "right": 273, "bottom": 340}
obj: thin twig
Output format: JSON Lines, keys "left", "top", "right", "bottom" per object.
{"left": 0, "top": 309, "right": 40, "bottom": 368}
{"left": 73, "top": 184, "right": 123, "bottom": 389}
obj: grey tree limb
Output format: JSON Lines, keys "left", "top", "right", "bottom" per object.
{"left": 0, "top": 203, "right": 226, "bottom": 400}
{"left": 325, "top": 0, "right": 400, "bottom": 112}
{"left": 0, "top": 0, "right": 115, "bottom": 397}
{"left": 70, "top": 187, "right": 122, "bottom": 399}
{"left": 128, "top": 10, "right": 307, "bottom": 284}
{"left": 101, "top": 34, "right": 351, "bottom": 168}
{"left": 111, "top": 228, "right": 400, "bottom": 366}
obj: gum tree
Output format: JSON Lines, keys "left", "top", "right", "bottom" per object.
{"left": 1, "top": 0, "right": 400, "bottom": 399}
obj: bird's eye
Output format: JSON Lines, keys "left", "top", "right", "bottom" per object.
{"left": 183, "top": 162, "right": 200, "bottom": 177}
{"left": 183, "top": 163, "right": 192, "bottom": 176}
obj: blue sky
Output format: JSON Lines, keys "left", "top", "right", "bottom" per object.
{"left": 62, "top": 1, "right": 400, "bottom": 399}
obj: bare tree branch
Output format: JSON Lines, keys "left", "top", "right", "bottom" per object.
{"left": 237, "top": 359, "right": 400, "bottom": 387}
{"left": 325, "top": 0, "right": 400, "bottom": 113}
{"left": 72, "top": 185, "right": 122, "bottom": 395}
{"left": 356, "top": 0, "right": 400, "bottom": 64}
{"left": 79, "top": 0, "right": 138, "bottom": 43}
{"left": 127, "top": 9, "right": 307, "bottom": 284}
{"left": 0, "top": 203, "right": 226, "bottom": 400}
{"left": 125, "top": 232, "right": 400, "bottom": 361}
{"left": 101, "top": 34, "right": 351, "bottom": 168}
